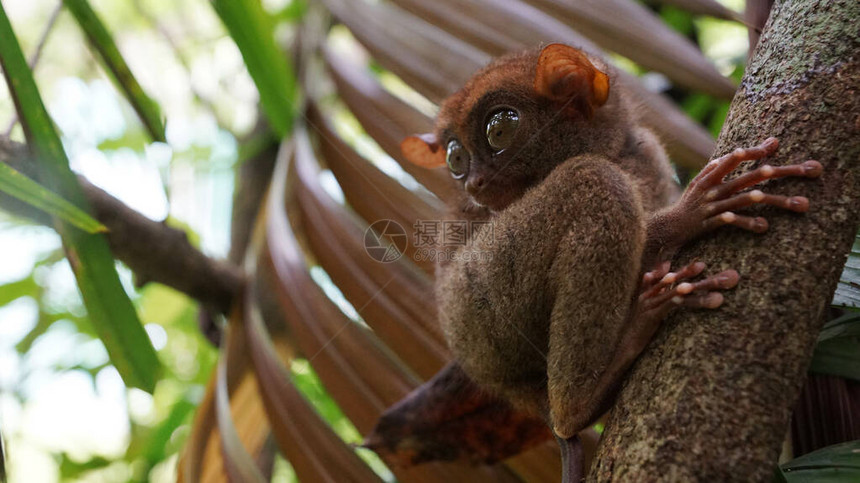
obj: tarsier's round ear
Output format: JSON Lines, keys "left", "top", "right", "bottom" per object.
{"left": 401, "top": 133, "right": 446, "bottom": 168}
{"left": 534, "top": 43, "right": 610, "bottom": 118}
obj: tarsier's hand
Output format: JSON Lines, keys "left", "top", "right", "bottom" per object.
{"left": 619, "top": 139, "right": 822, "bottom": 380}
{"left": 677, "top": 137, "right": 823, "bottom": 239}
{"left": 627, "top": 261, "right": 739, "bottom": 349}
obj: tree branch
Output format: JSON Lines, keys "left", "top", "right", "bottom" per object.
{"left": 0, "top": 136, "right": 243, "bottom": 314}
{"left": 593, "top": 1, "right": 860, "bottom": 480}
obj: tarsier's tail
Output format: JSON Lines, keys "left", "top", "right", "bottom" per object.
{"left": 557, "top": 434, "right": 584, "bottom": 483}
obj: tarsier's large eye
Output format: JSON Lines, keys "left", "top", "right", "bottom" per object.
{"left": 446, "top": 139, "right": 470, "bottom": 179}
{"left": 486, "top": 108, "right": 520, "bottom": 151}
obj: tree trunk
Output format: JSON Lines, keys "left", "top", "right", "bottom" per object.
{"left": 592, "top": 1, "right": 860, "bottom": 481}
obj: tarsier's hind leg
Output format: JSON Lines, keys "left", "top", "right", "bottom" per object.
{"left": 551, "top": 260, "right": 739, "bottom": 439}
{"left": 543, "top": 158, "right": 647, "bottom": 441}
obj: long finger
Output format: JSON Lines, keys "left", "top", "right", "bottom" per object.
{"left": 682, "top": 292, "right": 725, "bottom": 309}
{"left": 701, "top": 211, "right": 768, "bottom": 234}
{"left": 706, "top": 190, "right": 810, "bottom": 216}
{"left": 641, "top": 261, "right": 705, "bottom": 300}
{"left": 682, "top": 269, "right": 740, "bottom": 293}
{"left": 709, "top": 160, "right": 823, "bottom": 199}
{"left": 641, "top": 261, "right": 671, "bottom": 290}
{"left": 694, "top": 137, "right": 779, "bottom": 190}
{"left": 643, "top": 281, "right": 698, "bottom": 310}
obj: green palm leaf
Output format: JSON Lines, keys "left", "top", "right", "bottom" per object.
{"left": 63, "top": 0, "right": 166, "bottom": 142}
{"left": 779, "top": 440, "right": 860, "bottom": 482}
{"left": 0, "top": 4, "right": 160, "bottom": 392}
{"left": 211, "top": 0, "right": 298, "bottom": 138}
{"left": 0, "top": 162, "right": 106, "bottom": 233}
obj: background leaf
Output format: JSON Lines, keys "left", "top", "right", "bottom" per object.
{"left": 832, "top": 235, "right": 860, "bottom": 309}
{"left": 0, "top": 162, "right": 106, "bottom": 233}
{"left": 813, "top": 235, "right": 860, "bottom": 380}
{"left": 0, "top": 3, "right": 160, "bottom": 392}
{"left": 779, "top": 440, "right": 860, "bottom": 482}
{"left": 809, "top": 338, "right": 860, "bottom": 382}
{"left": 211, "top": 0, "right": 298, "bottom": 138}
{"left": 63, "top": 0, "right": 166, "bottom": 142}
{"left": 819, "top": 313, "right": 860, "bottom": 342}
{"left": 810, "top": 310, "right": 860, "bottom": 381}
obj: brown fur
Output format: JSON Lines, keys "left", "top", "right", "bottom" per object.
{"left": 419, "top": 45, "right": 680, "bottom": 437}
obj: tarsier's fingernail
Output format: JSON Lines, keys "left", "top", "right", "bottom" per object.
{"left": 761, "top": 165, "right": 775, "bottom": 177}
{"left": 789, "top": 197, "right": 809, "bottom": 211}
{"left": 720, "top": 212, "right": 737, "bottom": 222}
{"left": 706, "top": 292, "right": 724, "bottom": 308}
{"left": 662, "top": 273, "right": 677, "bottom": 284}
{"left": 762, "top": 137, "right": 779, "bottom": 151}
{"left": 755, "top": 217, "right": 768, "bottom": 231}
{"left": 692, "top": 261, "right": 706, "bottom": 271}
{"left": 749, "top": 190, "right": 765, "bottom": 202}
{"left": 804, "top": 160, "right": 823, "bottom": 176}
{"left": 672, "top": 296, "right": 684, "bottom": 305}
{"left": 676, "top": 282, "right": 694, "bottom": 295}
{"left": 717, "top": 273, "right": 737, "bottom": 286}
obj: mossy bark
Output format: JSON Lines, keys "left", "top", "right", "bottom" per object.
{"left": 592, "top": 1, "right": 860, "bottom": 481}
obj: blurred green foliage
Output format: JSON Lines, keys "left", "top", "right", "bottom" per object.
{"left": 777, "top": 440, "right": 860, "bottom": 482}
{"left": 0, "top": 0, "right": 161, "bottom": 393}
{"left": 0, "top": 225, "right": 216, "bottom": 480}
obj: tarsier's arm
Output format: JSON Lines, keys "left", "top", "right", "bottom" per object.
{"left": 557, "top": 137, "right": 824, "bottom": 438}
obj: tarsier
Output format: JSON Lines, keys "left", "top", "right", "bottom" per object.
{"left": 401, "top": 44, "right": 822, "bottom": 480}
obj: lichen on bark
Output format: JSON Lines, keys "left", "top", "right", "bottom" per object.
{"left": 591, "top": 1, "right": 860, "bottom": 481}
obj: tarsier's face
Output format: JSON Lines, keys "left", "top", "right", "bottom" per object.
{"left": 402, "top": 44, "right": 610, "bottom": 212}
{"left": 439, "top": 89, "right": 543, "bottom": 210}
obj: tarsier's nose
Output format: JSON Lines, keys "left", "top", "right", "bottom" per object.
{"left": 465, "top": 175, "right": 486, "bottom": 195}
